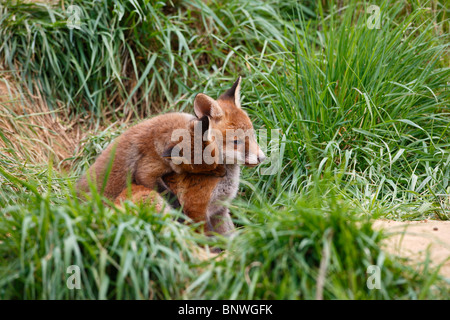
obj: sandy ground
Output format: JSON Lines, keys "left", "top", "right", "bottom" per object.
{"left": 373, "top": 220, "right": 450, "bottom": 278}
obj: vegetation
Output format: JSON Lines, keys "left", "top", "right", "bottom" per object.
{"left": 0, "top": 0, "right": 449, "bottom": 299}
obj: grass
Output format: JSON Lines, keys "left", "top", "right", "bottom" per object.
{"left": 0, "top": 176, "right": 206, "bottom": 299}
{"left": 242, "top": 0, "right": 450, "bottom": 220}
{"left": 0, "top": 171, "right": 447, "bottom": 299}
{"left": 205, "top": 188, "right": 446, "bottom": 299}
{"left": 0, "top": 0, "right": 290, "bottom": 118}
{"left": 0, "top": 0, "right": 449, "bottom": 299}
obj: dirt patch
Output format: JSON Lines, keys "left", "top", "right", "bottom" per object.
{"left": 374, "top": 220, "right": 450, "bottom": 278}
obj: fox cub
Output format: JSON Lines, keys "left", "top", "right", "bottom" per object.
{"left": 76, "top": 102, "right": 225, "bottom": 200}
{"left": 116, "top": 77, "right": 266, "bottom": 235}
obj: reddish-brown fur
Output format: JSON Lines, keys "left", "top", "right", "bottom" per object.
{"left": 115, "top": 171, "right": 222, "bottom": 233}
{"left": 113, "top": 77, "right": 263, "bottom": 235}
{"left": 76, "top": 113, "right": 223, "bottom": 200}
{"left": 114, "top": 184, "right": 169, "bottom": 213}
{"left": 157, "top": 96, "right": 255, "bottom": 232}
{"left": 83, "top": 77, "right": 264, "bottom": 237}
{"left": 162, "top": 170, "right": 223, "bottom": 231}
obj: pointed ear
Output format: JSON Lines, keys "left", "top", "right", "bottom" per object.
{"left": 162, "top": 145, "right": 176, "bottom": 158}
{"left": 194, "top": 93, "right": 224, "bottom": 119}
{"left": 162, "top": 145, "right": 187, "bottom": 164}
{"left": 162, "top": 144, "right": 184, "bottom": 158}
{"left": 219, "top": 76, "right": 242, "bottom": 108}
{"left": 196, "top": 116, "right": 213, "bottom": 141}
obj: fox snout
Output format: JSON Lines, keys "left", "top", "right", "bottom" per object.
{"left": 257, "top": 151, "right": 266, "bottom": 164}
{"left": 244, "top": 146, "right": 266, "bottom": 167}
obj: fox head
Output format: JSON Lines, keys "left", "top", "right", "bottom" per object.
{"left": 193, "top": 76, "right": 266, "bottom": 166}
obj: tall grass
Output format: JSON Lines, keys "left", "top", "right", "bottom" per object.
{"left": 0, "top": 171, "right": 447, "bottom": 299}
{"left": 243, "top": 0, "right": 450, "bottom": 219}
{"left": 200, "top": 188, "right": 447, "bottom": 299}
{"left": 0, "top": 178, "right": 205, "bottom": 299}
{"left": 0, "top": 0, "right": 290, "bottom": 118}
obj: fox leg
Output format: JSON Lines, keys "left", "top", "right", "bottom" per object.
{"left": 208, "top": 207, "right": 235, "bottom": 236}
{"left": 181, "top": 201, "right": 211, "bottom": 233}
{"left": 161, "top": 172, "right": 222, "bottom": 234}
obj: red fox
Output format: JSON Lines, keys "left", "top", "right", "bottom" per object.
{"left": 76, "top": 109, "right": 225, "bottom": 201}
{"left": 115, "top": 77, "right": 266, "bottom": 235}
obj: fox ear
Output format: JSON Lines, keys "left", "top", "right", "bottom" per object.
{"left": 162, "top": 145, "right": 181, "bottom": 158}
{"left": 162, "top": 146, "right": 176, "bottom": 158}
{"left": 194, "top": 93, "right": 224, "bottom": 119}
{"left": 162, "top": 145, "right": 187, "bottom": 164}
{"left": 195, "top": 115, "right": 213, "bottom": 141}
{"left": 219, "top": 76, "right": 242, "bottom": 108}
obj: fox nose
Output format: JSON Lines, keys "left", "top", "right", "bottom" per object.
{"left": 257, "top": 153, "right": 266, "bottom": 163}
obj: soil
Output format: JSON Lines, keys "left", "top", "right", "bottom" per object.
{"left": 373, "top": 220, "right": 450, "bottom": 278}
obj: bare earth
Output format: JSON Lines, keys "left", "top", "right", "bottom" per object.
{"left": 373, "top": 220, "right": 450, "bottom": 278}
